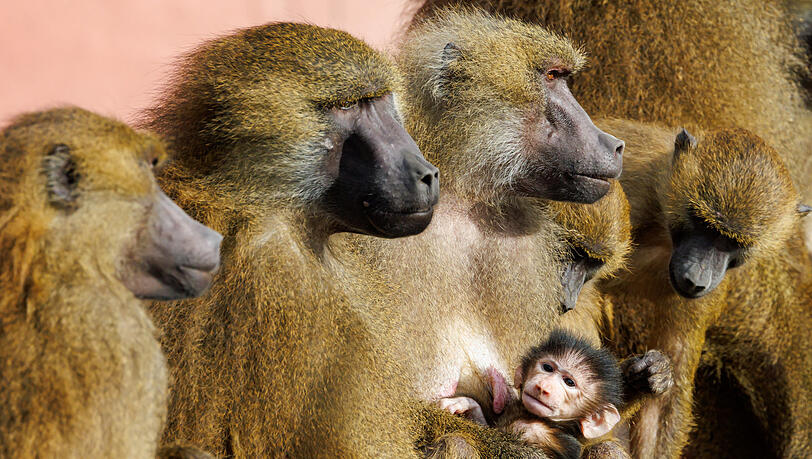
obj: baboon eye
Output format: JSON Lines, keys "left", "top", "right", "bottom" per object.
{"left": 339, "top": 101, "right": 359, "bottom": 111}
{"left": 563, "top": 377, "right": 576, "bottom": 387}
{"left": 543, "top": 363, "right": 554, "bottom": 372}
{"left": 545, "top": 68, "right": 568, "bottom": 81}
{"left": 151, "top": 157, "right": 159, "bottom": 167}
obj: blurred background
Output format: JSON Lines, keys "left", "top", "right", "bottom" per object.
{"left": 0, "top": 0, "right": 412, "bottom": 125}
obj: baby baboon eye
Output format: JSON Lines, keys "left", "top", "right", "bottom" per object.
{"left": 564, "top": 377, "right": 576, "bottom": 387}
{"left": 151, "top": 157, "right": 159, "bottom": 167}
{"left": 543, "top": 363, "right": 554, "bottom": 372}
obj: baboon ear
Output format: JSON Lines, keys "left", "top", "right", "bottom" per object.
{"left": 431, "top": 42, "right": 464, "bottom": 102}
{"left": 579, "top": 404, "right": 621, "bottom": 439}
{"left": 673, "top": 128, "right": 697, "bottom": 161}
{"left": 43, "top": 144, "right": 79, "bottom": 210}
{"left": 798, "top": 204, "right": 812, "bottom": 217}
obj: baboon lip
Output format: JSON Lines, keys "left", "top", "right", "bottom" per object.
{"left": 569, "top": 172, "right": 613, "bottom": 183}
{"left": 149, "top": 264, "right": 217, "bottom": 300}
{"left": 364, "top": 207, "right": 434, "bottom": 237}
{"left": 523, "top": 392, "right": 556, "bottom": 416}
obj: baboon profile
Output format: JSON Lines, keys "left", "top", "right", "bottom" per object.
{"left": 596, "top": 119, "right": 811, "bottom": 458}
{"left": 142, "top": 22, "right": 439, "bottom": 457}
{"left": 0, "top": 107, "right": 221, "bottom": 458}
{"left": 411, "top": 0, "right": 812, "bottom": 211}
{"left": 347, "top": 8, "right": 625, "bottom": 455}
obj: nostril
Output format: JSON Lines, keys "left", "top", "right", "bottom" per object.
{"left": 420, "top": 172, "right": 433, "bottom": 186}
{"left": 615, "top": 140, "right": 625, "bottom": 157}
{"left": 683, "top": 276, "right": 707, "bottom": 294}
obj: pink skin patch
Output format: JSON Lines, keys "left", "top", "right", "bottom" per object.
{"left": 488, "top": 367, "right": 511, "bottom": 414}
{"left": 437, "top": 379, "right": 459, "bottom": 399}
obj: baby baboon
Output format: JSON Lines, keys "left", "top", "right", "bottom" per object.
{"left": 596, "top": 119, "right": 810, "bottom": 458}
{"left": 142, "top": 22, "right": 439, "bottom": 457}
{"left": 437, "top": 330, "right": 673, "bottom": 459}
{"left": 348, "top": 8, "right": 624, "bottom": 455}
{"left": 0, "top": 107, "right": 221, "bottom": 458}
{"left": 439, "top": 329, "right": 623, "bottom": 459}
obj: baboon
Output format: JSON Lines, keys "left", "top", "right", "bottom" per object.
{"left": 347, "top": 8, "right": 627, "bottom": 455}
{"left": 544, "top": 181, "right": 674, "bottom": 422}
{"left": 410, "top": 0, "right": 812, "bottom": 212}
{"left": 545, "top": 179, "right": 631, "bottom": 346}
{"left": 685, "top": 231, "right": 812, "bottom": 457}
{"left": 142, "top": 22, "right": 439, "bottom": 457}
{"left": 0, "top": 107, "right": 221, "bottom": 458}
{"left": 595, "top": 119, "right": 811, "bottom": 458}
{"left": 439, "top": 329, "right": 625, "bottom": 459}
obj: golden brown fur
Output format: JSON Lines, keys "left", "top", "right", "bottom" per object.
{"left": 545, "top": 180, "right": 632, "bottom": 348}
{"left": 411, "top": 0, "right": 812, "bottom": 211}
{"left": 687, "top": 234, "right": 812, "bottom": 457}
{"left": 0, "top": 107, "right": 170, "bottom": 457}
{"left": 596, "top": 119, "right": 810, "bottom": 458}
{"left": 346, "top": 9, "right": 635, "bottom": 456}
{"left": 143, "top": 23, "right": 417, "bottom": 457}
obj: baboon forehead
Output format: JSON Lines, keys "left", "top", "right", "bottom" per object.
{"left": 403, "top": 8, "right": 584, "bottom": 106}
{"left": 669, "top": 129, "right": 798, "bottom": 245}
{"left": 194, "top": 22, "right": 396, "bottom": 108}
{"left": 2, "top": 107, "right": 161, "bottom": 197}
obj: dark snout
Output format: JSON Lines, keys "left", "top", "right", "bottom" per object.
{"left": 537, "top": 83, "right": 624, "bottom": 204}
{"left": 559, "top": 252, "right": 603, "bottom": 312}
{"left": 122, "top": 191, "right": 222, "bottom": 300}
{"left": 357, "top": 99, "right": 439, "bottom": 237}
{"left": 560, "top": 260, "right": 588, "bottom": 313}
{"left": 668, "top": 233, "right": 730, "bottom": 299}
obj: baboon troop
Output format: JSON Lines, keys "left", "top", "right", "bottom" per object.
{"left": 1, "top": 2, "right": 809, "bottom": 458}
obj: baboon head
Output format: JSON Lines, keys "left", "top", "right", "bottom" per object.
{"left": 664, "top": 128, "right": 807, "bottom": 298}
{"left": 398, "top": 9, "right": 624, "bottom": 204}
{"left": 0, "top": 107, "right": 222, "bottom": 300}
{"left": 146, "top": 23, "right": 439, "bottom": 238}
{"left": 545, "top": 180, "right": 632, "bottom": 311}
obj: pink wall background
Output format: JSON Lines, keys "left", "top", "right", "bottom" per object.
{"left": 0, "top": 0, "right": 414, "bottom": 126}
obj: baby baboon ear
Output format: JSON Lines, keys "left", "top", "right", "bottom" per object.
{"left": 43, "top": 144, "right": 79, "bottom": 210}
{"left": 673, "top": 128, "right": 697, "bottom": 162}
{"left": 579, "top": 404, "right": 621, "bottom": 439}
{"left": 430, "top": 42, "right": 464, "bottom": 102}
{"left": 798, "top": 204, "right": 812, "bottom": 217}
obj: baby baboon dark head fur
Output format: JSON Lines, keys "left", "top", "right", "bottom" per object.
{"left": 145, "top": 22, "right": 438, "bottom": 238}
{"left": 1, "top": 107, "right": 221, "bottom": 305}
{"left": 663, "top": 128, "right": 806, "bottom": 298}
{"left": 518, "top": 329, "right": 623, "bottom": 419}
{"left": 398, "top": 8, "right": 624, "bottom": 205}
{"left": 544, "top": 180, "right": 632, "bottom": 311}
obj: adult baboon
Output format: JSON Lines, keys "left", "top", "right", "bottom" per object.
{"left": 596, "top": 119, "right": 811, "bottom": 458}
{"left": 411, "top": 0, "right": 812, "bottom": 210}
{"left": 142, "top": 23, "right": 439, "bottom": 457}
{"left": 348, "top": 8, "right": 625, "bottom": 455}
{"left": 0, "top": 107, "right": 221, "bottom": 458}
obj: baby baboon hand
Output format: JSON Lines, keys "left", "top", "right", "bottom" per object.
{"left": 436, "top": 396, "right": 487, "bottom": 425}
{"left": 621, "top": 350, "right": 674, "bottom": 395}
